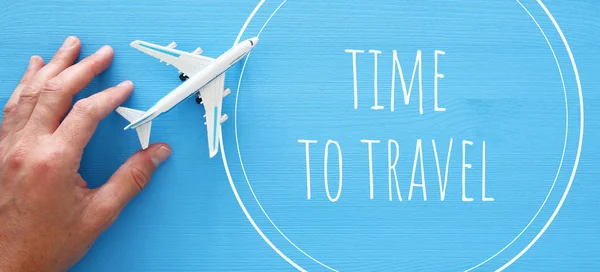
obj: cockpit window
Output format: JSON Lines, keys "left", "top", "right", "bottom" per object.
{"left": 249, "top": 40, "right": 254, "bottom": 46}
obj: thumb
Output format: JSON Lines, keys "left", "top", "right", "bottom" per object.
{"left": 86, "top": 143, "right": 171, "bottom": 230}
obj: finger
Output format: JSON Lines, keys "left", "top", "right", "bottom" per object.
{"left": 27, "top": 45, "right": 114, "bottom": 134}
{"left": 0, "top": 56, "right": 44, "bottom": 141}
{"left": 54, "top": 80, "right": 134, "bottom": 153}
{"left": 86, "top": 143, "right": 171, "bottom": 231}
{"left": 12, "top": 36, "right": 81, "bottom": 135}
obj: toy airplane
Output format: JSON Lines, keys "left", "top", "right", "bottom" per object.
{"left": 116, "top": 37, "right": 258, "bottom": 158}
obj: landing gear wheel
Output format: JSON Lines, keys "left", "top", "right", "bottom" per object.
{"left": 195, "top": 96, "right": 202, "bottom": 104}
{"left": 179, "top": 73, "right": 189, "bottom": 81}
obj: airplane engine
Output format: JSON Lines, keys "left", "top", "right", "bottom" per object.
{"left": 223, "top": 88, "right": 231, "bottom": 97}
{"left": 192, "top": 47, "right": 203, "bottom": 55}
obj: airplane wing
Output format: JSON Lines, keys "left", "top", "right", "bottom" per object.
{"left": 130, "top": 40, "right": 214, "bottom": 77}
{"left": 200, "top": 74, "right": 227, "bottom": 158}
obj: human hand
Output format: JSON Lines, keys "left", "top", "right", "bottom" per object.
{"left": 0, "top": 36, "right": 171, "bottom": 271}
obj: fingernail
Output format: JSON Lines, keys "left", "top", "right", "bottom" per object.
{"left": 152, "top": 146, "right": 171, "bottom": 166}
{"left": 96, "top": 45, "right": 112, "bottom": 56}
{"left": 28, "top": 56, "right": 36, "bottom": 67}
{"left": 27, "top": 56, "right": 41, "bottom": 69}
{"left": 118, "top": 80, "right": 132, "bottom": 87}
{"left": 61, "top": 36, "right": 77, "bottom": 49}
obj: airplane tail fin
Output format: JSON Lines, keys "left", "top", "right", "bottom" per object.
{"left": 116, "top": 107, "right": 152, "bottom": 149}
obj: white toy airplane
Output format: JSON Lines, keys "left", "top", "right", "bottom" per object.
{"left": 115, "top": 37, "right": 258, "bottom": 158}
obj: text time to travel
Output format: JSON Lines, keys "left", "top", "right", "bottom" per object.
{"left": 295, "top": 49, "right": 494, "bottom": 203}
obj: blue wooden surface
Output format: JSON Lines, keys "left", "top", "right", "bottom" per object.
{"left": 0, "top": 0, "right": 599, "bottom": 271}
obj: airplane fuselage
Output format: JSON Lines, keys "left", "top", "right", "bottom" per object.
{"left": 125, "top": 37, "right": 258, "bottom": 130}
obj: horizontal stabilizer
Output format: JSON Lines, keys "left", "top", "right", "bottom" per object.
{"left": 116, "top": 107, "right": 145, "bottom": 123}
{"left": 116, "top": 106, "right": 152, "bottom": 149}
{"left": 135, "top": 122, "right": 152, "bottom": 149}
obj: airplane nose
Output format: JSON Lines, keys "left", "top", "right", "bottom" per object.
{"left": 249, "top": 37, "right": 258, "bottom": 46}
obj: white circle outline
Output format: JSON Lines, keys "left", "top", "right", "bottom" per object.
{"left": 219, "top": 0, "right": 584, "bottom": 270}
{"left": 234, "top": 1, "right": 573, "bottom": 270}
{"left": 500, "top": 0, "right": 583, "bottom": 269}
